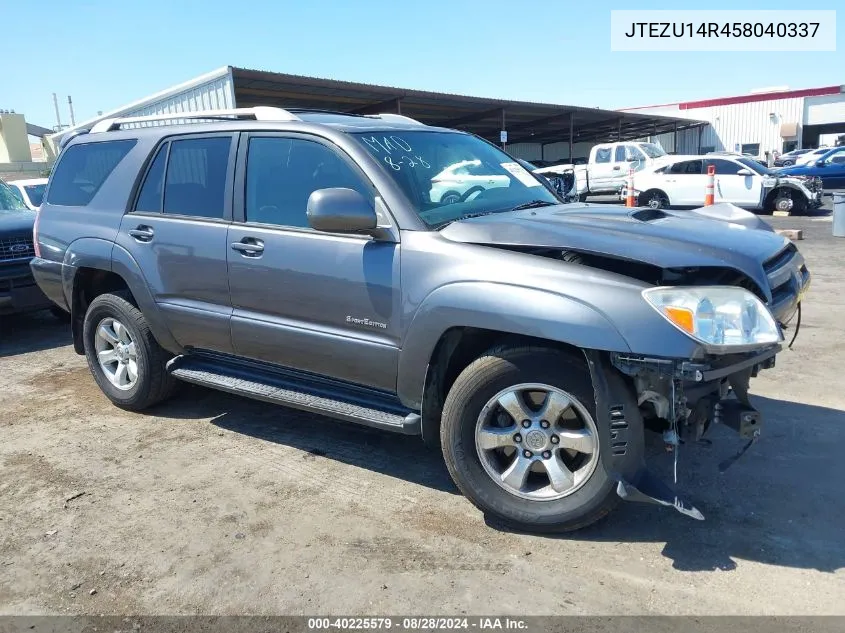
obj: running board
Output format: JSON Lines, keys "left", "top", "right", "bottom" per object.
{"left": 167, "top": 355, "right": 420, "bottom": 435}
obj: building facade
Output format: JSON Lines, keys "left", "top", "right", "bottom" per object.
{"left": 622, "top": 85, "right": 845, "bottom": 157}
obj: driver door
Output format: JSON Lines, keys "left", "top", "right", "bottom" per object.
{"left": 226, "top": 133, "right": 402, "bottom": 392}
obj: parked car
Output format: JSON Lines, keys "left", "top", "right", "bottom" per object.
{"left": 774, "top": 148, "right": 813, "bottom": 167}
{"left": 557, "top": 142, "right": 670, "bottom": 200}
{"left": 630, "top": 154, "right": 824, "bottom": 213}
{"left": 6, "top": 178, "right": 49, "bottom": 211}
{"left": 792, "top": 147, "right": 831, "bottom": 166}
{"left": 776, "top": 146, "right": 845, "bottom": 190}
{"left": 517, "top": 159, "right": 579, "bottom": 203}
{"left": 429, "top": 159, "right": 510, "bottom": 204}
{"left": 31, "top": 107, "right": 808, "bottom": 532}
{"left": 0, "top": 180, "right": 54, "bottom": 316}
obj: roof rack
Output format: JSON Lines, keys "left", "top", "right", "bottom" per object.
{"left": 89, "top": 107, "right": 301, "bottom": 133}
{"left": 366, "top": 113, "right": 425, "bottom": 126}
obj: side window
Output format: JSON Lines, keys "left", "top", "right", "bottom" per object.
{"left": 163, "top": 136, "right": 231, "bottom": 218}
{"left": 245, "top": 137, "right": 372, "bottom": 228}
{"left": 830, "top": 153, "right": 845, "bottom": 164}
{"left": 594, "top": 147, "right": 611, "bottom": 164}
{"left": 614, "top": 146, "right": 627, "bottom": 162}
{"left": 134, "top": 143, "right": 168, "bottom": 213}
{"left": 669, "top": 160, "right": 702, "bottom": 175}
{"left": 705, "top": 159, "right": 742, "bottom": 175}
{"left": 46, "top": 139, "right": 137, "bottom": 206}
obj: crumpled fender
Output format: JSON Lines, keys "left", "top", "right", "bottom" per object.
{"left": 396, "top": 282, "right": 631, "bottom": 408}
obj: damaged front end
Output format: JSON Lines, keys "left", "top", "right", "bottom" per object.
{"left": 606, "top": 347, "right": 779, "bottom": 521}
{"left": 762, "top": 174, "right": 824, "bottom": 212}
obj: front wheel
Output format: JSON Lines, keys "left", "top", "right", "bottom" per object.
{"left": 440, "top": 346, "right": 643, "bottom": 532}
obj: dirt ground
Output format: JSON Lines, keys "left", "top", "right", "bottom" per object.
{"left": 1, "top": 215, "right": 843, "bottom": 616}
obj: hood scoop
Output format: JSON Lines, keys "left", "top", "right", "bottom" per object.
{"left": 631, "top": 208, "right": 669, "bottom": 222}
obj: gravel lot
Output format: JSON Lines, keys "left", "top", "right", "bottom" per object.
{"left": 1, "top": 213, "right": 843, "bottom": 616}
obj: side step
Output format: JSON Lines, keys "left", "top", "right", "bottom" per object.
{"left": 167, "top": 355, "right": 420, "bottom": 435}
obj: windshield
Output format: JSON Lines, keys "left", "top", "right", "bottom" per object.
{"left": 24, "top": 184, "right": 46, "bottom": 207}
{"left": 638, "top": 143, "right": 667, "bottom": 159}
{"left": 737, "top": 157, "right": 774, "bottom": 175}
{"left": 0, "top": 181, "right": 29, "bottom": 211}
{"left": 352, "top": 131, "right": 558, "bottom": 228}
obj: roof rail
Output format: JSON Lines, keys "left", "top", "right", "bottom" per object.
{"left": 368, "top": 113, "right": 425, "bottom": 126}
{"left": 89, "top": 107, "right": 301, "bottom": 133}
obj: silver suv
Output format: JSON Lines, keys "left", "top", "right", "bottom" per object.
{"left": 31, "top": 107, "right": 809, "bottom": 532}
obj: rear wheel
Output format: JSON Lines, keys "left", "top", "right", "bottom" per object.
{"left": 440, "top": 346, "right": 641, "bottom": 532}
{"left": 82, "top": 292, "right": 177, "bottom": 410}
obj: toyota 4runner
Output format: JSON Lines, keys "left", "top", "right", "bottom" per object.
{"left": 31, "top": 107, "right": 809, "bottom": 532}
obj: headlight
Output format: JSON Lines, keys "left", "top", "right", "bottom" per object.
{"left": 642, "top": 286, "right": 781, "bottom": 349}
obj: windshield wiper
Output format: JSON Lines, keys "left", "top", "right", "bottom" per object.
{"left": 435, "top": 211, "right": 498, "bottom": 230}
{"left": 510, "top": 199, "right": 556, "bottom": 211}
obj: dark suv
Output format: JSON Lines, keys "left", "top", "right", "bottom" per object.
{"left": 31, "top": 108, "right": 809, "bottom": 532}
{"left": 0, "top": 180, "right": 53, "bottom": 316}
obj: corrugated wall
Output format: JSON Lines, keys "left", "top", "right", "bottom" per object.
{"left": 117, "top": 73, "right": 236, "bottom": 126}
{"left": 631, "top": 96, "right": 806, "bottom": 155}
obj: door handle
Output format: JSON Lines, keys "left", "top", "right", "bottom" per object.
{"left": 612, "top": 166, "right": 621, "bottom": 170}
{"left": 128, "top": 225, "right": 154, "bottom": 242}
{"left": 231, "top": 238, "right": 264, "bottom": 256}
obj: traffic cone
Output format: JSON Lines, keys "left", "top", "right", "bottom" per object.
{"left": 626, "top": 167, "right": 636, "bottom": 208}
{"left": 704, "top": 165, "right": 715, "bottom": 206}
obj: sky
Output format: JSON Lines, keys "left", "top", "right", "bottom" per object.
{"left": 4, "top": 0, "right": 844, "bottom": 130}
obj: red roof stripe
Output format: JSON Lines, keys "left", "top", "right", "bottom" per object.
{"left": 678, "top": 86, "right": 841, "bottom": 110}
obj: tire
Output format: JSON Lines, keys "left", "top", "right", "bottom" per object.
{"left": 639, "top": 190, "right": 668, "bottom": 210}
{"left": 82, "top": 292, "right": 177, "bottom": 411}
{"left": 440, "top": 345, "right": 642, "bottom": 533}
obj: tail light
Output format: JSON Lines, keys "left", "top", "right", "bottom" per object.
{"left": 32, "top": 206, "right": 41, "bottom": 258}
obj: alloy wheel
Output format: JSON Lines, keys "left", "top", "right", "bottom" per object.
{"left": 474, "top": 383, "right": 599, "bottom": 501}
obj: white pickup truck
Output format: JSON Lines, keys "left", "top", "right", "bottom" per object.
{"left": 558, "top": 142, "right": 670, "bottom": 200}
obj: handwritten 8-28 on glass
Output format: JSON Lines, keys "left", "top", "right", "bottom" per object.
{"left": 360, "top": 135, "right": 431, "bottom": 171}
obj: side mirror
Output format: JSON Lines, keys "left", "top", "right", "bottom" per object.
{"left": 736, "top": 168, "right": 753, "bottom": 176}
{"left": 307, "top": 188, "right": 378, "bottom": 234}
{"left": 815, "top": 160, "right": 827, "bottom": 167}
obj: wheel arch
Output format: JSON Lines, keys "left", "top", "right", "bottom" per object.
{"left": 764, "top": 184, "right": 809, "bottom": 211}
{"left": 398, "top": 283, "right": 632, "bottom": 445}
{"left": 638, "top": 188, "right": 670, "bottom": 207}
{"left": 67, "top": 243, "right": 180, "bottom": 356}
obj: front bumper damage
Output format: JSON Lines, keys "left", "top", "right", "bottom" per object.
{"left": 601, "top": 346, "right": 780, "bottom": 521}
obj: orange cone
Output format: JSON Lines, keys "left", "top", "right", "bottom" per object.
{"left": 626, "top": 166, "right": 636, "bottom": 207}
{"left": 705, "top": 165, "right": 715, "bottom": 206}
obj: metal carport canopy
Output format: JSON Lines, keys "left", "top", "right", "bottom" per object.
{"left": 230, "top": 66, "right": 705, "bottom": 147}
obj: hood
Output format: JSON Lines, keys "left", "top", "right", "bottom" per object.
{"left": 440, "top": 203, "right": 789, "bottom": 296}
{"left": 0, "top": 208, "right": 36, "bottom": 236}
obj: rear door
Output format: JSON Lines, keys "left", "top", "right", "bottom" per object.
{"left": 705, "top": 158, "right": 762, "bottom": 208}
{"left": 664, "top": 159, "right": 705, "bottom": 205}
{"left": 226, "top": 132, "right": 401, "bottom": 391}
{"left": 115, "top": 133, "right": 236, "bottom": 353}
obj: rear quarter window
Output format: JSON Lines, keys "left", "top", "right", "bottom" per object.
{"left": 47, "top": 139, "right": 137, "bottom": 206}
